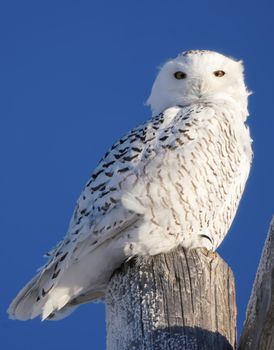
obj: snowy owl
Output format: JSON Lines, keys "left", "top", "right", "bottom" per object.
{"left": 8, "top": 50, "right": 252, "bottom": 321}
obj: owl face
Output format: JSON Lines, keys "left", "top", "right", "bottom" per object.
{"left": 147, "top": 50, "right": 249, "bottom": 117}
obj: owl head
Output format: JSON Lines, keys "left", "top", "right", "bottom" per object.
{"left": 147, "top": 50, "right": 250, "bottom": 119}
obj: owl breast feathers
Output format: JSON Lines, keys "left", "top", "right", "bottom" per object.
{"left": 8, "top": 50, "right": 252, "bottom": 321}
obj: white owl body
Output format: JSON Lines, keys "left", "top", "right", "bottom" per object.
{"left": 122, "top": 102, "right": 252, "bottom": 255}
{"left": 8, "top": 50, "right": 252, "bottom": 321}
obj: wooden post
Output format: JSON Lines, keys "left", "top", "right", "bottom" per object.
{"left": 106, "top": 247, "right": 236, "bottom": 350}
{"left": 239, "top": 216, "right": 274, "bottom": 350}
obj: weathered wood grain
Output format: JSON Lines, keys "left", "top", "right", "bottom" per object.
{"left": 239, "top": 216, "right": 274, "bottom": 350}
{"left": 106, "top": 247, "right": 236, "bottom": 350}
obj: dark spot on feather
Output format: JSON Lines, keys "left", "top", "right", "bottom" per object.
{"left": 100, "top": 190, "right": 110, "bottom": 197}
{"left": 36, "top": 296, "right": 41, "bottom": 302}
{"left": 91, "top": 182, "right": 106, "bottom": 191}
{"left": 132, "top": 147, "right": 142, "bottom": 153}
{"left": 103, "top": 150, "right": 110, "bottom": 158}
{"left": 114, "top": 151, "right": 128, "bottom": 159}
{"left": 86, "top": 179, "right": 92, "bottom": 187}
{"left": 119, "top": 147, "right": 129, "bottom": 153}
{"left": 103, "top": 160, "right": 115, "bottom": 168}
{"left": 185, "top": 135, "right": 195, "bottom": 141}
{"left": 52, "top": 269, "right": 61, "bottom": 279}
{"left": 105, "top": 172, "right": 114, "bottom": 177}
{"left": 159, "top": 136, "right": 168, "bottom": 141}
{"left": 144, "top": 136, "right": 155, "bottom": 142}
{"left": 42, "top": 285, "right": 54, "bottom": 297}
{"left": 76, "top": 216, "right": 83, "bottom": 225}
{"left": 91, "top": 169, "right": 104, "bottom": 180}
{"left": 101, "top": 202, "right": 111, "bottom": 211}
{"left": 119, "top": 137, "right": 127, "bottom": 145}
{"left": 123, "top": 154, "right": 139, "bottom": 162}
{"left": 118, "top": 167, "right": 130, "bottom": 173}
{"left": 200, "top": 234, "right": 213, "bottom": 243}
{"left": 135, "top": 134, "right": 146, "bottom": 142}
{"left": 60, "top": 252, "right": 68, "bottom": 262}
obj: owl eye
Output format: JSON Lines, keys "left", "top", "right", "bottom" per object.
{"left": 174, "top": 71, "right": 187, "bottom": 79}
{"left": 214, "top": 70, "right": 225, "bottom": 77}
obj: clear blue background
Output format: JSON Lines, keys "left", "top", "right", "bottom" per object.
{"left": 1, "top": 1, "right": 274, "bottom": 349}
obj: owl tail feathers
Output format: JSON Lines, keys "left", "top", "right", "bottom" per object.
{"left": 8, "top": 276, "right": 104, "bottom": 321}
{"left": 8, "top": 281, "right": 74, "bottom": 321}
{"left": 8, "top": 279, "right": 74, "bottom": 321}
{"left": 7, "top": 264, "right": 70, "bottom": 321}
{"left": 7, "top": 274, "right": 43, "bottom": 321}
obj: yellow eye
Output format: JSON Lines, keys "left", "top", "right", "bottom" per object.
{"left": 214, "top": 70, "right": 225, "bottom": 77}
{"left": 174, "top": 71, "right": 187, "bottom": 79}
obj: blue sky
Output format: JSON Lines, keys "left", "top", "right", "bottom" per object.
{"left": 1, "top": 1, "right": 274, "bottom": 349}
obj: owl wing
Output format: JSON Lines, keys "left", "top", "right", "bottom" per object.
{"left": 8, "top": 115, "right": 153, "bottom": 320}
{"left": 8, "top": 105, "right": 211, "bottom": 320}
{"left": 42, "top": 104, "right": 211, "bottom": 277}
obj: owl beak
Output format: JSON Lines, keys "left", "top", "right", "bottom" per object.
{"left": 195, "top": 79, "right": 204, "bottom": 98}
{"left": 197, "top": 85, "right": 202, "bottom": 98}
